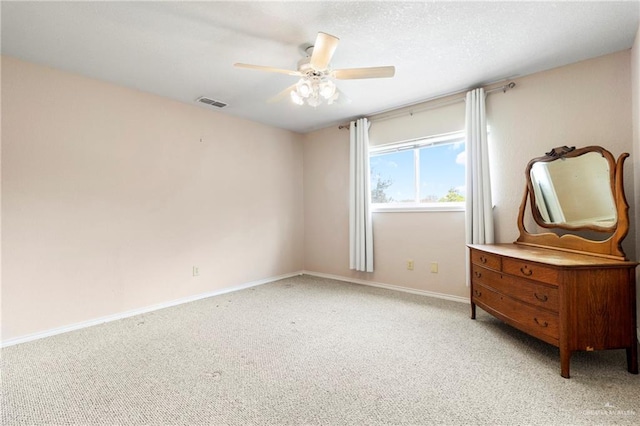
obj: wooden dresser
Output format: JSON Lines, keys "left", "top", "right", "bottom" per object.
{"left": 469, "top": 243, "right": 638, "bottom": 378}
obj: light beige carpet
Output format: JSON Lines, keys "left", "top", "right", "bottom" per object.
{"left": 2, "top": 275, "right": 639, "bottom": 425}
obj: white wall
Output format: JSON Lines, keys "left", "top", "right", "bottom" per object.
{"left": 488, "top": 50, "right": 634, "bottom": 257}
{"left": 3, "top": 46, "right": 637, "bottom": 344}
{"left": 303, "top": 124, "right": 467, "bottom": 299}
{"left": 1, "top": 56, "right": 304, "bottom": 341}
{"left": 303, "top": 50, "right": 635, "bottom": 301}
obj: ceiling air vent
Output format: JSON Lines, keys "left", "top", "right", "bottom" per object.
{"left": 196, "top": 96, "right": 227, "bottom": 108}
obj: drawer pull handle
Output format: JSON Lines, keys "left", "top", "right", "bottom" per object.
{"left": 534, "top": 317, "right": 548, "bottom": 328}
{"left": 534, "top": 293, "right": 548, "bottom": 302}
{"left": 474, "top": 290, "right": 482, "bottom": 297}
{"left": 474, "top": 271, "right": 482, "bottom": 278}
{"left": 479, "top": 256, "right": 487, "bottom": 264}
{"left": 520, "top": 266, "right": 533, "bottom": 276}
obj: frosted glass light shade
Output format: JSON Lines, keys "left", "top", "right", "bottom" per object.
{"left": 291, "top": 76, "right": 339, "bottom": 106}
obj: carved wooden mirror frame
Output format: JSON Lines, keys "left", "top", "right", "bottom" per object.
{"left": 516, "top": 145, "right": 630, "bottom": 260}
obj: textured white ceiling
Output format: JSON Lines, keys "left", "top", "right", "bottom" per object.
{"left": 2, "top": 1, "right": 639, "bottom": 133}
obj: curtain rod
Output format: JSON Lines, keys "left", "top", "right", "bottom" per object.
{"left": 338, "top": 81, "right": 516, "bottom": 129}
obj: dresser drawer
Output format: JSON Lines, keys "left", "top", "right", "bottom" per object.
{"left": 471, "top": 264, "right": 501, "bottom": 288}
{"left": 473, "top": 283, "right": 559, "bottom": 341}
{"left": 501, "top": 275, "right": 558, "bottom": 312}
{"left": 471, "top": 250, "right": 501, "bottom": 271}
{"left": 502, "top": 257, "right": 559, "bottom": 285}
{"left": 472, "top": 264, "right": 559, "bottom": 312}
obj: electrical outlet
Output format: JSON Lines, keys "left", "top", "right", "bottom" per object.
{"left": 430, "top": 262, "right": 438, "bottom": 273}
{"left": 406, "top": 260, "right": 414, "bottom": 271}
{"left": 192, "top": 266, "right": 200, "bottom": 277}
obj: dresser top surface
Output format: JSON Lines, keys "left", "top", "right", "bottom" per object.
{"left": 468, "top": 243, "right": 638, "bottom": 268}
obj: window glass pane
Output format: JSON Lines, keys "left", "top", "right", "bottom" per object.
{"left": 419, "top": 141, "right": 466, "bottom": 202}
{"left": 370, "top": 150, "right": 415, "bottom": 203}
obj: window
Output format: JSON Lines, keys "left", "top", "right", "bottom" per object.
{"left": 370, "top": 132, "right": 465, "bottom": 211}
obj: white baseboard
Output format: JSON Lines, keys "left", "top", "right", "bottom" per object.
{"left": 2, "top": 271, "right": 304, "bottom": 348}
{"left": 302, "top": 270, "right": 470, "bottom": 304}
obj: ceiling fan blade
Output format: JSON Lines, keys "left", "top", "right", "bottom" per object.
{"left": 333, "top": 66, "right": 396, "bottom": 80}
{"left": 267, "top": 84, "right": 297, "bottom": 103}
{"left": 310, "top": 32, "right": 339, "bottom": 71}
{"left": 234, "top": 63, "right": 301, "bottom": 77}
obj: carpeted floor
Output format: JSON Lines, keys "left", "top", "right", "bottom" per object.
{"left": 2, "top": 275, "right": 639, "bottom": 425}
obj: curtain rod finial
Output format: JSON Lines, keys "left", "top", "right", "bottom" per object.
{"left": 504, "top": 82, "right": 516, "bottom": 92}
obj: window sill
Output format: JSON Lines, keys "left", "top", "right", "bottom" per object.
{"left": 372, "top": 204, "right": 465, "bottom": 213}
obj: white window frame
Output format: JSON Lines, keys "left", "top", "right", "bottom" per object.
{"left": 370, "top": 131, "right": 466, "bottom": 213}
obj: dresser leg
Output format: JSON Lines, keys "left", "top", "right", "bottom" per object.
{"left": 560, "top": 349, "right": 571, "bottom": 378}
{"left": 626, "top": 344, "right": 638, "bottom": 374}
{"left": 470, "top": 302, "right": 476, "bottom": 319}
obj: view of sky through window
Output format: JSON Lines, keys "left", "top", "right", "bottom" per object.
{"left": 370, "top": 141, "right": 465, "bottom": 204}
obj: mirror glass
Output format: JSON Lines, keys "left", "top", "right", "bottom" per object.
{"left": 529, "top": 152, "right": 616, "bottom": 228}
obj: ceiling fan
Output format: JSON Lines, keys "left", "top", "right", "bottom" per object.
{"left": 234, "top": 32, "right": 395, "bottom": 107}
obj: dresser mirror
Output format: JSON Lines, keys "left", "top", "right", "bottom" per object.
{"left": 529, "top": 151, "right": 616, "bottom": 228}
{"left": 516, "top": 145, "right": 630, "bottom": 260}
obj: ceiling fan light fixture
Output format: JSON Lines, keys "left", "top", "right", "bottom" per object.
{"left": 319, "top": 80, "right": 336, "bottom": 99}
{"left": 296, "top": 79, "right": 313, "bottom": 98}
{"left": 290, "top": 90, "right": 304, "bottom": 105}
{"left": 290, "top": 76, "right": 339, "bottom": 107}
{"left": 327, "top": 92, "right": 340, "bottom": 105}
{"left": 306, "top": 94, "right": 322, "bottom": 108}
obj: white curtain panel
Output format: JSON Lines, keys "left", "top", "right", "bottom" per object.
{"left": 349, "top": 118, "right": 374, "bottom": 272}
{"left": 465, "top": 88, "right": 494, "bottom": 284}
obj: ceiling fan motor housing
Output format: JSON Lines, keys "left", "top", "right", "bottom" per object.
{"left": 297, "top": 58, "right": 327, "bottom": 77}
